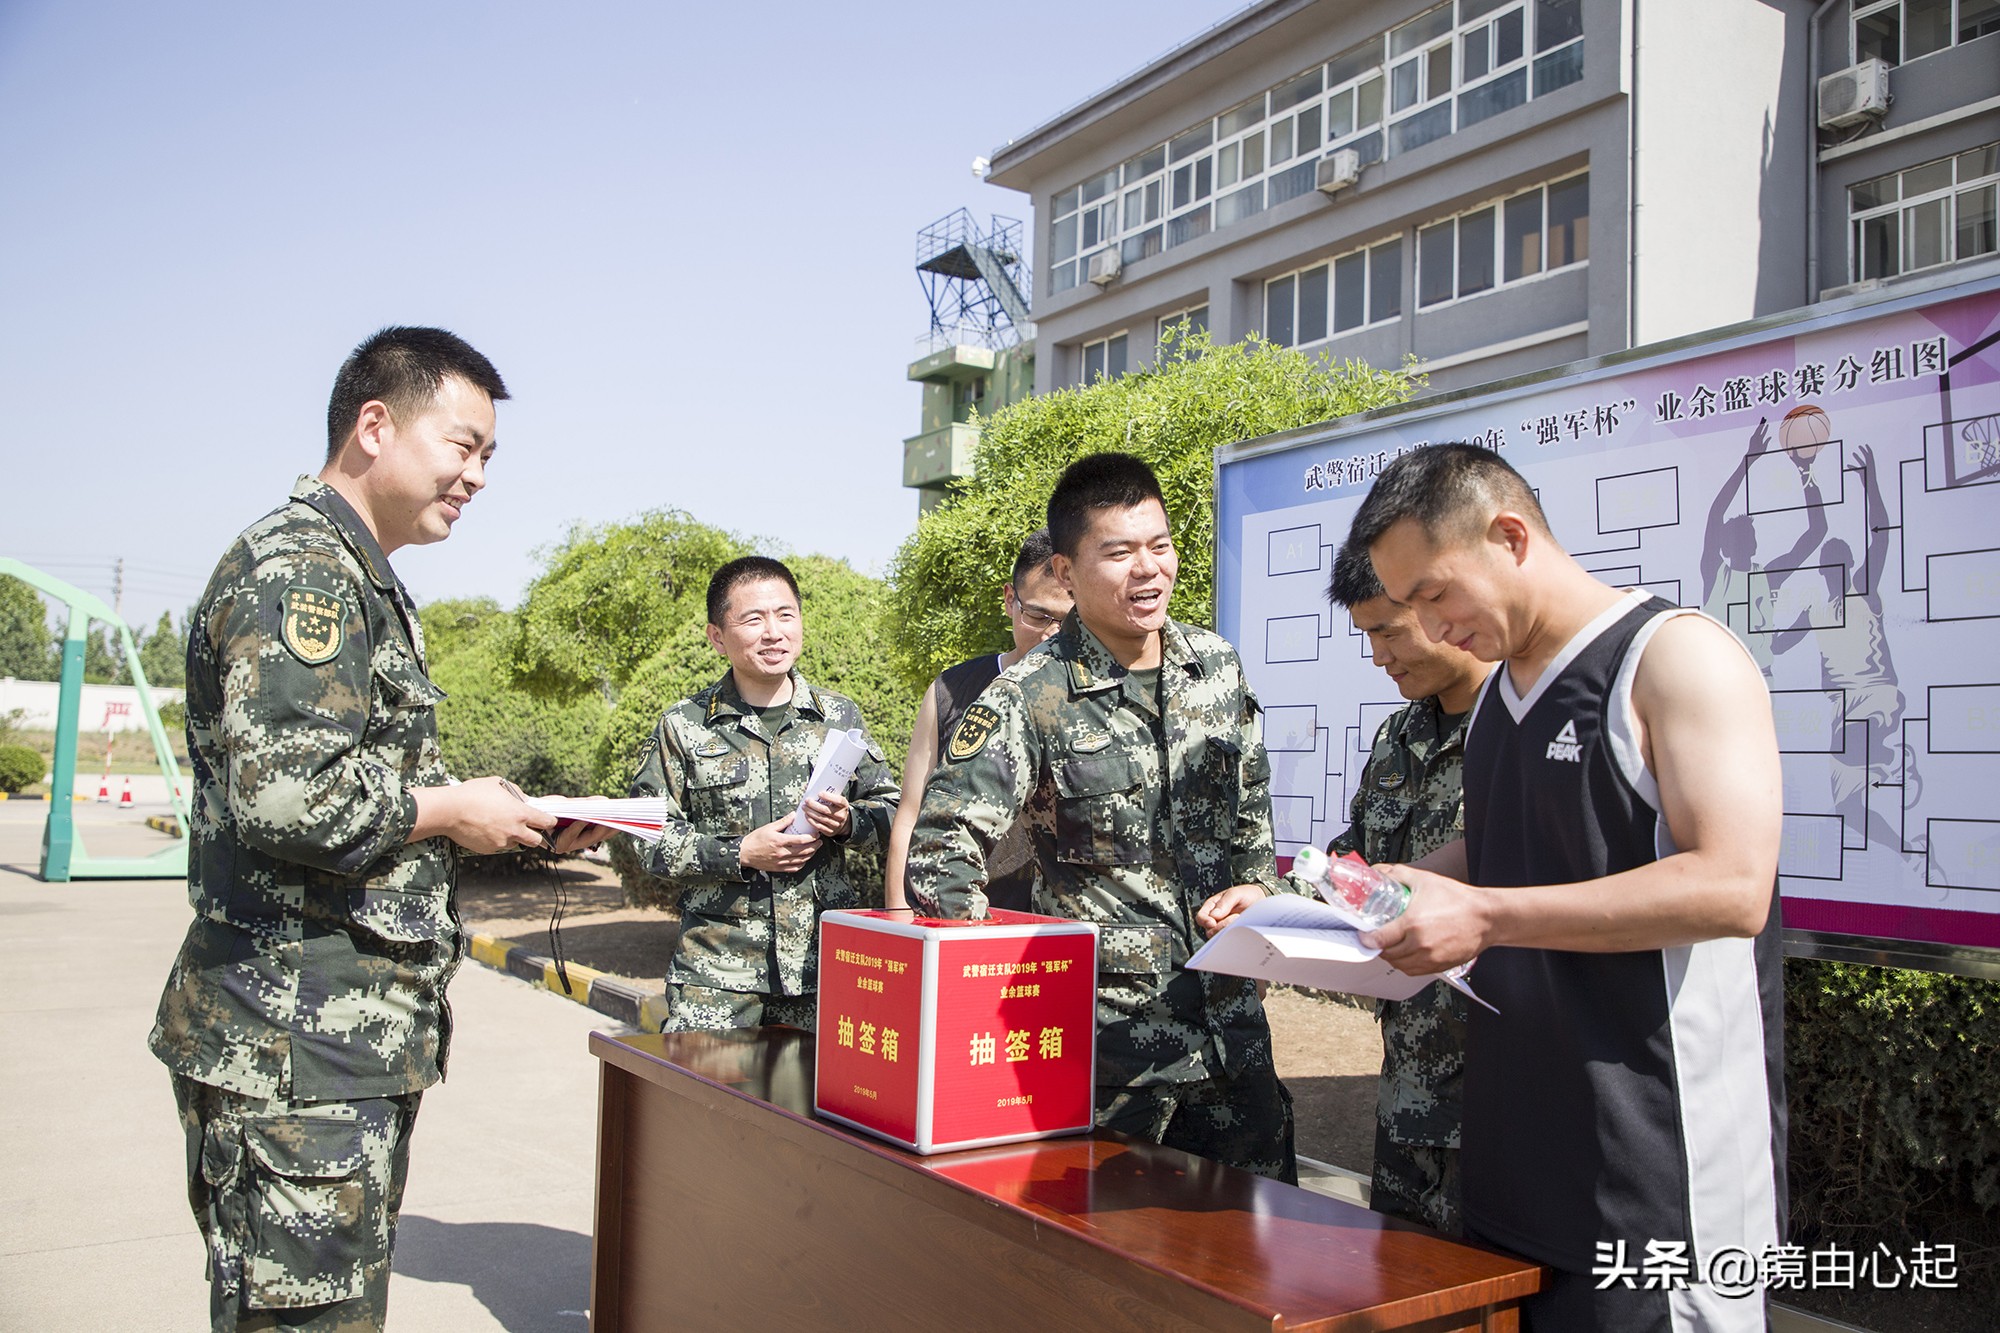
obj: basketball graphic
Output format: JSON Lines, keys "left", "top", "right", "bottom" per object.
{"left": 1779, "top": 403, "right": 1832, "bottom": 469}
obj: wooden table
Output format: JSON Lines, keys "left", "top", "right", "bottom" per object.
{"left": 590, "top": 1029, "right": 1541, "bottom": 1332}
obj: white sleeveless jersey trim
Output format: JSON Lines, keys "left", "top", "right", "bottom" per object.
{"left": 1605, "top": 606, "right": 1765, "bottom": 814}
{"left": 1496, "top": 589, "right": 1650, "bottom": 723}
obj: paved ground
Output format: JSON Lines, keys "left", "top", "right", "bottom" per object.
{"left": 0, "top": 801, "right": 621, "bottom": 1333}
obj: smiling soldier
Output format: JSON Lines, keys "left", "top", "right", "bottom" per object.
{"left": 904, "top": 452, "right": 1296, "bottom": 1181}
{"left": 628, "top": 556, "right": 900, "bottom": 1033}
{"left": 150, "top": 327, "right": 593, "bottom": 1332}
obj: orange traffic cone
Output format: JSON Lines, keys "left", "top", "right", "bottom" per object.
{"left": 96, "top": 780, "right": 110, "bottom": 802}
{"left": 118, "top": 777, "right": 134, "bottom": 808}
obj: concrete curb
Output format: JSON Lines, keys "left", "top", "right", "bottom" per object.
{"left": 465, "top": 931, "right": 667, "bottom": 1031}
{"left": 145, "top": 815, "right": 183, "bottom": 837}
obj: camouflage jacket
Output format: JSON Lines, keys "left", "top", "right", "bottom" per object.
{"left": 628, "top": 669, "right": 899, "bottom": 997}
{"left": 150, "top": 476, "right": 459, "bottom": 1102}
{"left": 1330, "top": 695, "right": 1470, "bottom": 1149}
{"left": 905, "top": 613, "right": 1282, "bottom": 1090}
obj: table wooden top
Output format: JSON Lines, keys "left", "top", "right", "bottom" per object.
{"left": 592, "top": 1028, "right": 1542, "bottom": 1330}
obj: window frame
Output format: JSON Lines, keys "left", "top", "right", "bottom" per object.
{"left": 1414, "top": 171, "right": 1590, "bottom": 312}
{"left": 1851, "top": 0, "right": 2000, "bottom": 68}
{"left": 1261, "top": 235, "right": 1405, "bottom": 349}
{"left": 1080, "top": 331, "right": 1131, "bottom": 385}
{"left": 1847, "top": 141, "right": 2000, "bottom": 283}
{"left": 1042, "top": 0, "right": 1592, "bottom": 288}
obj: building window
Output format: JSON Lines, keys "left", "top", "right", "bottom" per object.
{"left": 1041, "top": 0, "right": 1588, "bottom": 288}
{"left": 1081, "top": 333, "right": 1129, "bottom": 384}
{"left": 1849, "top": 143, "right": 2000, "bottom": 282}
{"left": 1853, "top": 0, "right": 2000, "bottom": 67}
{"left": 1263, "top": 238, "right": 1404, "bottom": 347}
{"left": 1156, "top": 304, "right": 1210, "bottom": 350}
{"left": 1416, "top": 172, "right": 1589, "bottom": 308}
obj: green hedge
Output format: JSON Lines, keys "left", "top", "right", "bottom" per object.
{"left": 420, "top": 598, "right": 608, "bottom": 800}
{"left": 1785, "top": 958, "right": 2000, "bottom": 1241}
{"left": 0, "top": 743, "right": 41, "bottom": 793}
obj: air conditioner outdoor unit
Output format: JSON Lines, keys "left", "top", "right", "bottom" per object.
{"left": 1086, "top": 249, "right": 1122, "bottom": 286}
{"left": 1818, "top": 59, "right": 1890, "bottom": 131}
{"left": 1317, "top": 148, "right": 1362, "bottom": 195}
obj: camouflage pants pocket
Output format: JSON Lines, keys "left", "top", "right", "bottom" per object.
{"left": 236, "top": 1108, "right": 379, "bottom": 1308}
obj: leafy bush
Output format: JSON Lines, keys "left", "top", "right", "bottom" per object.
{"left": 511, "top": 512, "right": 749, "bottom": 701}
{"left": 1785, "top": 959, "right": 2000, "bottom": 1241}
{"left": 885, "top": 329, "right": 1423, "bottom": 689}
{"left": 421, "top": 598, "right": 609, "bottom": 800}
{"left": 157, "top": 698, "right": 186, "bottom": 732}
{"left": 0, "top": 743, "right": 43, "bottom": 793}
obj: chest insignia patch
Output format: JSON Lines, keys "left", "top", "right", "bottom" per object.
{"left": 947, "top": 702, "right": 1002, "bottom": 763}
{"left": 281, "top": 585, "right": 345, "bottom": 666}
{"left": 1071, "top": 729, "right": 1112, "bottom": 755}
{"left": 693, "top": 740, "right": 731, "bottom": 758}
{"left": 1375, "top": 770, "right": 1407, "bottom": 791}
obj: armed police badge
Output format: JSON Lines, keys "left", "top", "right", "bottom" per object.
{"left": 281, "top": 585, "right": 345, "bottom": 665}
{"left": 947, "top": 703, "right": 1001, "bottom": 762}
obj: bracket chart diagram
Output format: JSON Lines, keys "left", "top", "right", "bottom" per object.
{"left": 1219, "top": 279, "right": 2000, "bottom": 958}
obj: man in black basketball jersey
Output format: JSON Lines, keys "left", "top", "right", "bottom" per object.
{"left": 885, "top": 530, "right": 1071, "bottom": 911}
{"left": 1350, "top": 444, "right": 1787, "bottom": 1332}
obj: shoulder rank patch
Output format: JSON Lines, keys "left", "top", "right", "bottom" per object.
{"left": 946, "top": 703, "right": 1002, "bottom": 763}
{"left": 281, "top": 585, "right": 345, "bottom": 665}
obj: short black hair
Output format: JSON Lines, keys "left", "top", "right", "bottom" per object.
{"left": 707, "top": 556, "right": 799, "bottom": 626}
{"left": 1046, "top": 452, "right": 1166, "bottom": 558}
{"left": 1326, "top": 540, "right": 1385, "bottom": 610}
{"left": 1348, "top": 443, "right": 1550, "bottom": 557}
{"left": 1010, "top": 528, "right": 1056, "bottom": 587}
{"left": 326, "top": 326, "right": 509, "bottom": 462}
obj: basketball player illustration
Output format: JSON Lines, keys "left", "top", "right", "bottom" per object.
{"left": 1701, "top": 410, "right": 1828, "bottom": 675}
{"left": 1771, "top": 439, "right": 1915, "bottom": 856}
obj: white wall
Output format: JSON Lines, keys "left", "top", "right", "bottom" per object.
{"left": 1632, "top": 0, "right": 1796, "bottom": 344}
{"left": 0, "top": 678, "right": 185, "bottom": 732}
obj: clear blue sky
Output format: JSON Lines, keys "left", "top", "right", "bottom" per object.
{"left": 0, "top": 0, "right": 1242, "bottom": 634}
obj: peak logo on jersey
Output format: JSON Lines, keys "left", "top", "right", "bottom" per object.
{"left": 1546, "top": 718, "right": 1582, "bottom": 763}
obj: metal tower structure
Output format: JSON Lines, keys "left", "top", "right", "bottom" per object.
{"left": 914, "top": 210, "right": 1033, "bottom": 352}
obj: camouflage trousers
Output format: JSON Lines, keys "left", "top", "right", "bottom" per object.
{"left": 1371, "top": 1129, "right": 1462, "bottom": 1236}
{"left": 660, "top": 982, "right": 817, "bottom": 1033}
{"left": 1095, "top": 1068, "right": 1297, "bottom": 1183}
{"left": 172, "top": 1073, "right": 419, "bottom": 1332}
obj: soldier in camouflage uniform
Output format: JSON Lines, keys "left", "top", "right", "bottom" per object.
{"left": 629, "top": 556, "right": 899, "bottom": 1032}
{"left": 1232, "top": 542, "right": 1491, "bottom": 1233}
{"left": 150, "top": 329, "right": 595, "bottom": 1331}
{"left": 906, "top": 453, "right": 1296, "bottom": 1182}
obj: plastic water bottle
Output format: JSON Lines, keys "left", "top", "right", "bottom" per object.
{"left": 1291, "top": 845, "right": 1411, "bottom": 930}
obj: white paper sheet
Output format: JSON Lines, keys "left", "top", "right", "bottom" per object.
{"left": 526, "top": 796, "right": 670, "bottom": 842}
{"left": 786, "top": 727, "right": 868, "bottom": 835}
{"left": 1186, "top": 894, "right": 1496, "bottom": 1010}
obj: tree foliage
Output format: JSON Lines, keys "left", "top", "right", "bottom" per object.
{"left": 510, "top": 511, "right": 749, "bottom": 700}
{"left": 137, "top": 610, "right": 187, "bottom": 689}
{"left": 420, "top": 597, "right": 609, "bottom": 799}
{"left": 0, "top": 577, "right": 56, "bottom": 680}
{"left": 885, "top": 330, "right": 1424, "bottom": 689}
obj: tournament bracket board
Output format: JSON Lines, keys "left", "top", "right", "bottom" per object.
{"left": 1215, "top": 271, "right": 2000, "bottom": 979}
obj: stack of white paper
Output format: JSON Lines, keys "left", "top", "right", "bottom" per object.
{"left": 1186, "top": 895, "right": 1495, "bottom": 1011}
{"left": 786, "top": 728, "right": 868, "bottom": 835}
{"left": 526, "top": 796, "right": 670, "bottom": 842}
